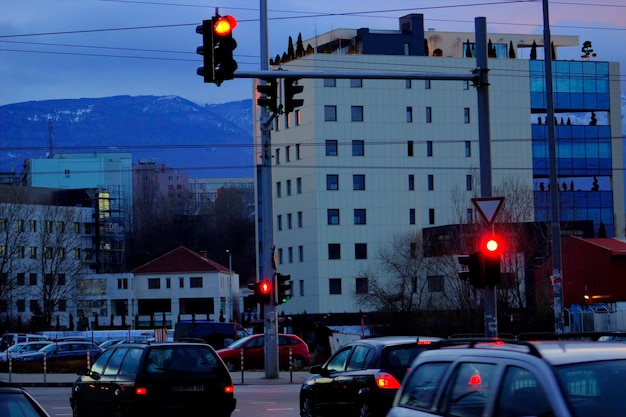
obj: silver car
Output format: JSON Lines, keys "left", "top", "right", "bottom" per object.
{"left": 387, "top": 339, "right": 626, "bottom": 417}
{"left": 0, "top": 341, "right": 52, "bottom": 362}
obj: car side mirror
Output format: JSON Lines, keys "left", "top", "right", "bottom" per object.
{"left": 309, "top": 365, "right": 323, "bottom": 375}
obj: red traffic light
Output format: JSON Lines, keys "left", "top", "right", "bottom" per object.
{"left": 482, "top": 234, "right": 503, "bottom": 256}
{"left": 214, "top": 15, "right": 236, "bottom": 36}
{"left": 258, "top": 280, "right": 271, "bottom": 295}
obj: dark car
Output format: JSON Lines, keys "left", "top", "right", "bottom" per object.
{"left": 299, "top": 336, "right": 441, "bottom": 417}
{"left": 387, "top": 338, "right": 626, "bottom": 417}
{"left": 0, "top": 382, "right": 51, "bottom": 417}
{"left": 69, "top": 341, "right": 236, "bottom": 417}
{"left": 15, "top": 341, "right": 102, "bottom": 372}
{"left": 217, "top": 333, "right": 311, "bottom": 371}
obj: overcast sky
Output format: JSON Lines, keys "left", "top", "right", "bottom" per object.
{"left": 0, "top": 0, "right": 624, "bottom": 106}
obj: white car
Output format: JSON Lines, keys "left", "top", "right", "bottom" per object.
{"left": 388, "top": 339, "right": 626, "bottom": 417}
{"left": 0, "top": 341, "right": 52, "bottom": 362}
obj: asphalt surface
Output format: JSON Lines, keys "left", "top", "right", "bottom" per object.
{"left": 0, "top": 370, "right": 311, "bottom": 387}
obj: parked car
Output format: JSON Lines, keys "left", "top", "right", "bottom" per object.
{"left": 0, "top": 333, "right": 48, "bottom": 352}
{"left": 69, "top": 341, "right": 236, "bottom": 417}
{"left": 0, "top": 381, "right": 51, "bottom": 417}
{"left": 173, "top": 322, "right": 248, "bottom": 349}
{"left": 217, "top": 333, "right": 310, "bottom": 371}
{"left": 387, "top": 338, "right": 626, "bottom": 417}
{"left": 299, "top": 336, "right": 441, "bottom": 417}
{"left": 0, "top": 341, "right": 52, "bottom": 362}
{"left": 14, "top": 341, "right": 102, "bottom": 372}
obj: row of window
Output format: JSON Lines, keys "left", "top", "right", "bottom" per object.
{"left": 0, "top": 246, "right": 91, "bottom": 260}
{"left": 323, "top": 77, "right": 471, "bottom": 91}
{"left": 322, "top": 105, "right": 471, "bottom": 123}
{"left": 147, "top": 276, "right": 203, "bottom": 290}
{"left": 324, "top": 139, "right": 472, "bottom": 157}
{"left": 276, "top": 177, "right": 302, "bottom": 198}
{"left": 0, "top": 219, "right": 92, "bottom": 235}
{"left": 0, "top": 272, "right": 67, "bottom": 286}
{"left": 326, "top": 208, "right": 438, "bottom": 226}
{"left": 327, "top": 173, "right": 473, "bottom": 192}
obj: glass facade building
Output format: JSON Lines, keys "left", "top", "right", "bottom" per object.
{"left": 530, "top": 60, "right": 615, "bottom": 236}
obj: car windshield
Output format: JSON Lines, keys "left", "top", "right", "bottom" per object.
{"left": 225, "top": 335, "right": 255, "bottom": 349}
{"left": 7, "top": 344, "right": 24, "bottom": 353}
{"left": 40, "top": 344, "right": 57, "bottom": 352}
{"left": 144, "top": 345, "right": 222, "bottom": 374}
{"left": 555, "top": 359, "right": 626, "bottom": 417}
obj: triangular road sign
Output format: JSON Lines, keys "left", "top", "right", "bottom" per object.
{"left": 472, "top": 197, "right": 505, "bottom": 228}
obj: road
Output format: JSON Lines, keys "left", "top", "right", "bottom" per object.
{"left": 27, "top": 384, "right": 302, "bottom": 417}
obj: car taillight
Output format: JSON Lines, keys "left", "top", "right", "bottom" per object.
{"left": 375, "top": 372, "right": 401, "bottom": 389}
{"left": 135, "top": 387, "right": 147, "bottom": 395}
{"left": 224, "top": 385, "right": 234, "bottom": 394}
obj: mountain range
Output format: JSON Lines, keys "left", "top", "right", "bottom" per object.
{"left": 1, "top": 93, "right": 625, "bottom": 181}
{"left": 0, "top": 95, "right": 254, "bottom": 179}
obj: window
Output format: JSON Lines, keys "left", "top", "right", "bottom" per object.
{"left": 190, "top": 277, "right": 203, "bottom": 288}
{"left": 327, "top": 174, "right": 339, "bottom": 190}
{"left": 409, "top": 175, "right": 415, "bottom": 190}
{"left": 17, "top": 299, "right": 25, "bottom": 312}
{"left": 463, "top": 80, "right": 470, "bottom": 90}
{"left": 276, "top": 181, "right": 282, "bottom": 197}
{"left": 29, "top": 273, "right": 37, "bottom": 285}
{"left": 426, "top": 107, "right": 432, "bottom": 123}
{"left": 325, "top": 140, "right": 338, "bottom": 156}
{"left": 410, "top": 209, "right": 416, "bottom": 225}
{"left": 16, "top": 220, "right": 24, "bottom": 232}
{"left": 465, "top": 141, "right": 471, "bottom": 157}
{"left": 466, "top": 175, "right": 473, "bottom": 190}
{"left": 285, "top": 146, "right": 291, "bottom": 162}
{"left": 16, "top": 273, "right": 25, "bottom": 286}
{"left": 350, "top": 79, "right": 362, "bottom": 88}
{"left": 429, "top": 208, "right": 435, "bottom": 225}
{"left": 118, "top": 278, "right": 128, "bottom": 290}
{"left": 403, "top": 42, "right": 410, "bottom": 55}
{"left": 296, "top": 144, "right": 301, "bottom": 159}
{"left": 166, "top": 278, "right": 171, "bottom": 289}
{"left": 427, "top": 140, "right": 433, "bottom": 156}
{"left": 324, "top": 105, "right": 337, "bottom": 121}
{"left": 428, "top": 275, "right": 444, "bottom": 292}
{"left": 286, "top": 179, "right": 292, "bottom": 195}
{"left": 297, "top": 211, "right": 303, "bottom": 227}
{"left": 353, "top": 175, "right": 365, "bottom": 190}
{"left": 287, "top": 213, "right": 293, "bottom": 229}
{"left": 467, "top": 209, "right": 473, "bottom": 223}
{"left": 328, "top": 244, "right": 341, "bottom": 260}
{"left": 407, "top": 107, "right": 413, "bottom": 122}
{"left": 442, "top": 363, "right": 496, "bottom": 417}
{"left": 425, "top": 79, "right": 431, "bottom": 89}
{"left": 179, "top": 277, "right": 184, "bottom": 288}
{"left": 27, "top": 220, "right": 36, "bottom": 232}
{"left": 352, "top": 140, "right": 364, "bottom": 156}
{"left": 327, "top": 209, "right": 339, "bottom": 225}
{"left": 29, "top": 300, "right": 40, "bottom": 313}
{"left": 324, "top": 78, "right": 336, "bottom": 87}
{"left": 288, "top": 247, "right": 293, "bottom": 263}
{"left": 298, "top": 245, "right": 304, "bottom": 262}
{"left": 27, "top": 246, "right": 36, "bottom": 259}
{"left": 84, "top": 223, "right": 92, "bottom": 235}
{"left": 44, "top": 247, "right": 52, "bottom": 259}
{"left": 329, "top": 278, "right": 342, "bottom": 295}
{"left": 148, "top": 278, "right": 160, "bottom": 289}
{"left": 464, "top": 107, "right": 470, "bottom": 123}
{"left": 277, "top": 215, "right": 282, "bottom": 231}
{"left": 351, "top": 106, "right": 364, "bottom": 122}
{"left": 16, "top": 246, "right": 24, "bottom": 258}
{"left": 0, "top": 219, "right": 6, "bottom": 232}
{"left": 297, "top": 177, "right": 302, "bottom": 193}
{"left": 496, "top": 367, "right": 554, "bottom": 417}
{"left": 408, "top": 140, "right": 414, "bottom": 156}
{"left": 278, "top": 249, "right": 283, "bottom": 264}
{"left": 355, "top": 243, "right": 367, "bottom": 259}
{"left": 397, "top": 362, "right": 451, "bottom": 410}
{"left": 354, "top": 209, "right": 366, "bottom": 225}
{"left": 355, "top": 277, "right": 368, "bottom": 294}
{"left": 406, "top": 79, "right": 412, "bottom": 89}
{"left": 72, "top": 248, "right": 80, "bottom": 260}
{"left": 74, "top": 222, "right": 80, "bottom": 234}
{"left": 428, "top": 174, "right": 434, "bottom": 191}
{"left": 44, "top": 220, "right": 52, "bottom": 233}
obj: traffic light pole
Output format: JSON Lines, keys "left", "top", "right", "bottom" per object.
{"left": 474, "top": 18, "right": 498, "bottom": 338}
{"left": 259, "top": 0, "right": 279, "bottom": 379}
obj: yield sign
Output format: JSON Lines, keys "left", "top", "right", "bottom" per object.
{"left": 472, "top": 197, "right": 505, "bottom": 228}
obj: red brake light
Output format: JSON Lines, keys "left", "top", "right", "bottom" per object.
{"left": 375, "top": 372, "right": 401, "bottom": 389}
{"left": 224, "top": 385, "right": 234, "bottom": 394}
{"left": 417, "top": 340, "right": 431, "bottom": 345}
{"left": 468, "top": 374, "right": 482, "bottom": 385}
{"left": 135, "top": 387, "right": 147, "bottom": 395}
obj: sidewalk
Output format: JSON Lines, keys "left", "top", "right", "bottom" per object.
{"left": 1, "top": 370, "right": 310, "bottom": 387}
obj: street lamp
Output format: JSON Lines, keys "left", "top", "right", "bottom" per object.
{"left": 226, "top": 250, "right": 233, "bottom": 321}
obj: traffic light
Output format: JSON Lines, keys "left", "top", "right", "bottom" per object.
{"left": 196, "top": 15, "right": 237, "bottom": 85}
{"left": 458, "top": 252, "right": 482, "bottom": 288}
{"left": 482, "top": 235, "right": 502, "bottom": 286}
{"left": 276, "top": 273, "right": 292, "bottom": 304}
{"left": 254, "top": 280, "right": 272, "bottom": 304}
{"left": 256, "top": 79, "right": 278, "bottom": 113}
{"left": 284, "top": 78, "right": 304, "bottom": 113}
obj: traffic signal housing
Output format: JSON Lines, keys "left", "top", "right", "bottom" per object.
{"left": 458, "top": 252, "right": 482, "bottom": 288}
{"left": 482, "top": 235, "right": 502, "bottom": 286}
{"left": 254, "top": 280, "right": 272, "bottom": 304}
{"left": 196, "top": 15, "right": 237, "bottom": 85}
{"left": 276, "top": 273, "right": 292, "bottom": 305}
{"left": 256, "top": 79, "right": 278, "bottom": 113}
{"left": 284, "top": 78, "right": 304, "bottom": 113}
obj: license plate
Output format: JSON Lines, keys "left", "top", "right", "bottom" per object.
{"left": 171, "top": 385, "right": 204, "bottom": 392}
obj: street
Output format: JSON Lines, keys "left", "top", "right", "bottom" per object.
{"left": 27, "top": 384, "right": 301, "bottom": 417}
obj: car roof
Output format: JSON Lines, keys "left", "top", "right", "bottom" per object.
{"left": 532, "top": 340, "right": 626, "bottom": 365}
{"left": 348, "top": 336, "right": 442, "bottom": 348}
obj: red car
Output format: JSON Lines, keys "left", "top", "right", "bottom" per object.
{"left": 217, "top": 333, "right": 310, "bottom": 371}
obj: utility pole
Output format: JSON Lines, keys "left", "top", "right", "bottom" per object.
{"left": 258, "top": 0, "right": 279, "bottom": 378}
{"left": 542, "top": 0, "right": 564, "bottom": 334}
